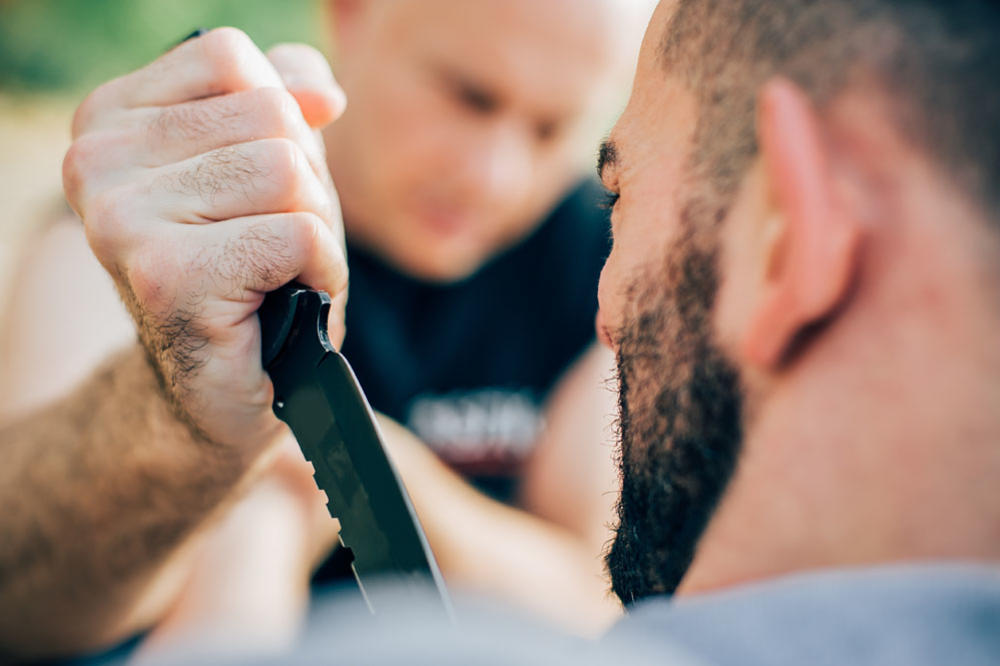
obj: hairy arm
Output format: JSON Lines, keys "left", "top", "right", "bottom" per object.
{"left": 0, "top": 344, "right": 246, "bottom": 659}
{"left": 0, "top": 218, "right": 192, "bottom": 658}
{"left": 0, "top": 31, "right": 348, "bottom": 659}
{"left": 0, "top": 223, "right": 333, "bottom": 661}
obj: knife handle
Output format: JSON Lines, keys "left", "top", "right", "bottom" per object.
{"left": 259, "top": 282, "right": 333, "bottom": 369}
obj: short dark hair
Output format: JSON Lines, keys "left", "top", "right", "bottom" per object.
{"left": 662, "top": 0, "right": 1000, "bottom": 232}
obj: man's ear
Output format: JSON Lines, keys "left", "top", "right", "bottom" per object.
{"left": 742, "top": 78, "right": 862, "bottom": 369}
{"left": 327, "top": 0, "right": 371, "bottom": 57}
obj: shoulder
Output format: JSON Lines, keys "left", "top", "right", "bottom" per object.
{"left": 609, "top": 565, "right": 1000, "bottom": 666}
{"left": 0, "top": 208, "right": 134, "bottom": 418}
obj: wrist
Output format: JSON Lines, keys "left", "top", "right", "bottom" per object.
{"left": 129, "top": 342, "right": 284, "bottom": 469}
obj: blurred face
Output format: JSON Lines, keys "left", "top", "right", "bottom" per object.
{"left": 325, "top": 0, "right": 628, "bottom": 281}
{"left": 597, "top": 3, "right": 744, "bottom": 604}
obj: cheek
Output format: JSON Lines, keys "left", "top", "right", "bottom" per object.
{"left": 357, "top": 75, "right": 454, "bottom": 196}
{"left": 598, "top": 209, "right": 675, "bottom": 339}
{"left": 713, "top": 167, "right": 770, "bottom": 357}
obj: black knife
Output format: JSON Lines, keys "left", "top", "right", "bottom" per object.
{"left": 259, "top": 282, "right": 452, "bottom": 615}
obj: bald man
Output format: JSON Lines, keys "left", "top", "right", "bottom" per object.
{"left": 0, "top": 0, "right": 654, "bottom": 659}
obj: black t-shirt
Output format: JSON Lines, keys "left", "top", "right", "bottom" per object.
{"left": 338, "top": 178, "right": 610, "bottom": 503}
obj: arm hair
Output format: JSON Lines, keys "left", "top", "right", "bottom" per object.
{"left": 0, "top": 345, "right": 248, "bottom": 660}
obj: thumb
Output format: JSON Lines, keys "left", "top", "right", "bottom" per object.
{"left": 267, "top": 43, "right": 347, "bottom": 128}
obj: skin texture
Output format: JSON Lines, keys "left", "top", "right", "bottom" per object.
{"left": 0, "top": 1, "right": 654, "bottom": 656}
{"left": 0, "top": 347, "right": 233, "bottom": 657}
{"left": 4, "top": 0, "right": 999, "bottom": 659}
{"left": 0, "top": 31, "right": 349, "bottom": 659}
{"left": 597, "top": 1, "right": 1000, "bottom": 603}
{"left": 604, "top": 217, "right": 742, "bottom": 605}
{"left": 64, "top": 30, "right": 349, "bottom": 454}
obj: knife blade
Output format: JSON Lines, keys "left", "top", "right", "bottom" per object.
{"left": 259, "top": 283, "right": 452, "bottom": 615}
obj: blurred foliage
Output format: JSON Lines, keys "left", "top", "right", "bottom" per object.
{"left": 0, "top": 0, "right": 326, "bottom": 97}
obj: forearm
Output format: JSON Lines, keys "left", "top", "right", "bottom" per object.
{"left": 132, "top": 474, "right": 315, "bottom": 664}
{"left": 0, "top": 344, "right": 252, "bottom": 659}
{"left": 379, "top": 419, "right": 620, "bottom": 635}
{"left": 0, "top": 28, "right": 350, "bottom": 660}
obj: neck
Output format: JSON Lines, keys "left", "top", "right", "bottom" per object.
{"left": 680, "top": 206, "right": 1000, "bottom": 595}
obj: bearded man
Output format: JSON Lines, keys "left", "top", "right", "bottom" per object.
{"left": 2, "top": 0, "right": 1000, "bottom": 663}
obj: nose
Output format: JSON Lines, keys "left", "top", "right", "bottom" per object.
{"left": 596, "top": 263, "right": 618, "bottom": 350}
{"left": 595, "top": 310, "right": 614, "bottom": 350}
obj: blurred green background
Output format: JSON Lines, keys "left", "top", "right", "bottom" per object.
{"left": 0, "top": 0, "right": 328, "bottom": 308}
{"left": 0, "top": 0, "right": 326, "bottom": 96}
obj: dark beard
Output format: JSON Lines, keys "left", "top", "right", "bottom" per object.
{"left": 606, "top": 226, "right": 743, "bottom": 606}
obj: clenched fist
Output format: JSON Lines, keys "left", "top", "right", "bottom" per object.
{"left": 63, "top": 28, "right": 349, "bottom": 460}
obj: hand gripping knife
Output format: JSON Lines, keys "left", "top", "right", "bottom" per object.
{"left": 173, "top": 30, "right": 450, "bottom": 617}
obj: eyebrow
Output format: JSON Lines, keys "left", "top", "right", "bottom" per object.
{"left": 597, "top": 140, "right": 619, "bottom": 183}
{"left": 433, "top": 61, "right": 503, "bottom": 113}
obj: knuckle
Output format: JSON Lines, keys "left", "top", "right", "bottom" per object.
{"left": 62, "top": 137, "right": 95, "bottom": 205}
{"left": 285, "top": 212, "right": 348, "bottom": 292}
{"left": 264, "top": 136, "right": 302, "bottom": 170}
{"left": 63, "top": 131, "right": 125, "bottom": 203}
{"left": 205, "top": 26, "right": 255, "bottom": 58}
{"left": 83, "top": 185, "right": 135, "bottom": 259}
{"left": 259, "top": 137, "right": 306, "bottom": 197}
{"left": 254, "top": 86, "right": 300, "bottom": 137}
{"left": 268, "top": 42, "right": 334, "bottom": 80}
{"left": 65, "top": 114, "right": 149, "bottom": 220}
{"left": 203, "top": 27, "right": 258, "bottom": 90}
{"left": 70, "top": 82, "right": 111, "bottom": 138}
{"left": 126, "top": 246, "right": 174, "bottom": 315}
{"left": 286, "top": 211, "right": 323, "bottom": 256}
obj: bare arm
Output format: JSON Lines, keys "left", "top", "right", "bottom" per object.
{"left": 0, "top": 344, "right": 243, "bottom": 659}
{"left": 0, "top": 214, "right": 202, "bottom": 660}
{"left": 133, "top": 350, "right": 620, "bottom": 658}
{"left": 135, "top": 399, "right": 620, "bottom": 662}
{"left": 0, "top": 32, "right": 348, "bottom": 659}
{"left": 0, "top": 215, "right": 135, "bottom": 420}
{"left": 520, "top": 343, "right": 620, "bottom": 563}
{"left": 379, "top": 345, "right": 622, "bottom": 635}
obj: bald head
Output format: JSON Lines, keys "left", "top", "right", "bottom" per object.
{"left": 323, "top": 0, "right": 656, "bottom": 281}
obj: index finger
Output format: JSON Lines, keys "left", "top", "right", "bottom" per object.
{"left": 73, "top": 28, "right": 284, "bottom": 137}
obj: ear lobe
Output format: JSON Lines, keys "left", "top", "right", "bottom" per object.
{"left": 330, "top": 0, "right": 368, "bottom": 22}
{"left": 328, "top": 0, "right": 370, "bottom": 56}
{"left": 742, "top": 78, "right": 862, "bottom": 369}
